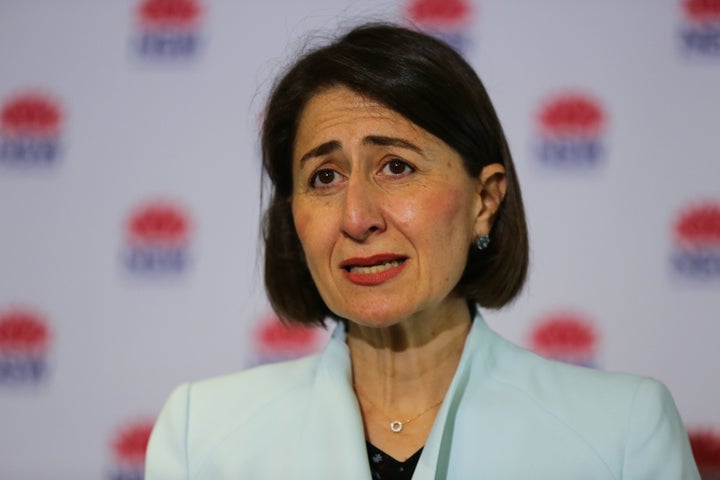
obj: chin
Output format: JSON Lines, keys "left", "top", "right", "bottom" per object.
{"left": 345, "top": 316, "right": 405, "bottom": 330}
{"left": 333, "top": 302, "right": 418, "bottom": 329}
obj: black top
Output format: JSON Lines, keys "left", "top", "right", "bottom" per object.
{"left": 366, "top": 442, "right": 423, "bottom": 480}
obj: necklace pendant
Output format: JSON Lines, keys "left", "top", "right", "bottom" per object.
{"left": 390, "top": 420, "right": 403, "bottom": 433}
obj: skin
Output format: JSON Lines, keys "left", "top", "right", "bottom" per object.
{"left": 291, "top": 86, "right": 506, "bottom": 460}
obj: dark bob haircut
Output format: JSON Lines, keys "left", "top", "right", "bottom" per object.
{"left": 262, "top": 23, "right": 528, "bottom": 326}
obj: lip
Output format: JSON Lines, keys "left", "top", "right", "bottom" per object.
{"left": 340, "top": 254, "right": 408, "bottom": 286}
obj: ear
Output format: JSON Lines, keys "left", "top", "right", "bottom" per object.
{"left": 474, "top": 163, "right": 507, "bottom": 236}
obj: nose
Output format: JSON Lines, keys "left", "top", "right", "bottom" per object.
{"left": 340, "top": 176, "right": 386, "bottom": 242}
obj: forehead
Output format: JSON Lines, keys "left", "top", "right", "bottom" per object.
{"left": 294, "top": 86, "right": 425, "bottom": 152}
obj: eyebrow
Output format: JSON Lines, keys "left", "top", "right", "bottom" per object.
{"left": 298, "top": 140, "right": 341, "bottom": 166}
{"left": 362, "top": 135, "right": 423, "bottom": 154}
{"left": 298, "top": 136, "right": 423, "bottom": 167}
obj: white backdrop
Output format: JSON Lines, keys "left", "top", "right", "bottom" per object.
{"left": 1, "top": 0, "right": 719, "bottom": 478}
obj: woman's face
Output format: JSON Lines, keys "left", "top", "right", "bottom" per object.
{"left": 291, "top": 86, "right": 490, "bottom": 328}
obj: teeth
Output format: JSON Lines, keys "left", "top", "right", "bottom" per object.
{"left": 349, "top": 260, "right": 402, "bottom": 274}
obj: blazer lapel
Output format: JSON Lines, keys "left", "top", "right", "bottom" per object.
{"left": 412, "top": 314, "right": 491, "bottom": 480}
{"left": 293, "top": 325, "right": 372, "bottom": 479}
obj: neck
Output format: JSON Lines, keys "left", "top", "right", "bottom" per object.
{"left": 347, "top": 297, "right": 472, "bottom": 414}
{"left": 347, "top": 298, "right": 473, "bottom": 459}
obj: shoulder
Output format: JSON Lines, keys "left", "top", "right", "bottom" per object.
{"left": 189, "top": 353, "right": 322, "bottom": 412}
{"left": 468, "top": 329, "right": 698, "bottom": 478}
{"left": 481, "top": 326, "right": 655, "bottom": 411}
{"left": 483, "top": 329, "right": 680, "bottom": 435}
{"left": 145, "top": 354, "right": 322, "bottom": 479}
{"left": 183, "top": 353, "right": 322, "bottom": 433}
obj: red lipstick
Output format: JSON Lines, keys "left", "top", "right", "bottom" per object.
{"left": 340, "top": 254, "right": 407, "bottom": 286}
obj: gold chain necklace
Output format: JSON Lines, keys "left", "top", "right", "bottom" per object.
{"left": 354, "top": 387, "right": 444, "bottom": 433}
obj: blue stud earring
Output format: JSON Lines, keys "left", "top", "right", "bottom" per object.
{"left": 476, "top": 235, "right": 490, "bottom": 251}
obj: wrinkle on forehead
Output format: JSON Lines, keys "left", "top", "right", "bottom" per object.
{"left": 294, "top": 87, "right": 436, "bottom": 162}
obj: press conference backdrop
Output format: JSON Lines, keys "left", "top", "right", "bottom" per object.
{"left": 1, "top": 0, "right": 719, "bottom": 478}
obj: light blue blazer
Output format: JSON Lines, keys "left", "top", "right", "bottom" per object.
{"left": 146, "top": 313, "right": 699, "bottom": 479}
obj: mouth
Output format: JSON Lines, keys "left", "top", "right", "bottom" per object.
{"left": 343, "top": 258, "right": 405, "bottom": 274}
{"left": 340, "top": 254, "right": 408, "bottom": 286}
{"left": 340, "top": 254, "right": 407, "bottom": 270}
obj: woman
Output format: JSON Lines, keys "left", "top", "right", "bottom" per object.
{"left": 146, "top": 24, "right": 699, "bottom": 479}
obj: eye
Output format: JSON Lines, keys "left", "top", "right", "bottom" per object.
{"left": 310, "top": 168, "right": 343, "bottom": 188}
{"left": 381, "top": 158, "right": 414, "bottom": 176}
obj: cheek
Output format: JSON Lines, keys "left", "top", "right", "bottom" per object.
{"left": 291, "top": 203, "right": 312, "bottom": 251}
{"left": 421, "top": 189, "right": 474, "bottom": 285}
{"left": 291, "top": 200, "right": 334, "bottom": 265}
{"left": 395, "top": 187, "right": 473, "bottom": 241}
{"left": 292, "top": 209, "right": 308, "bottom": 242}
